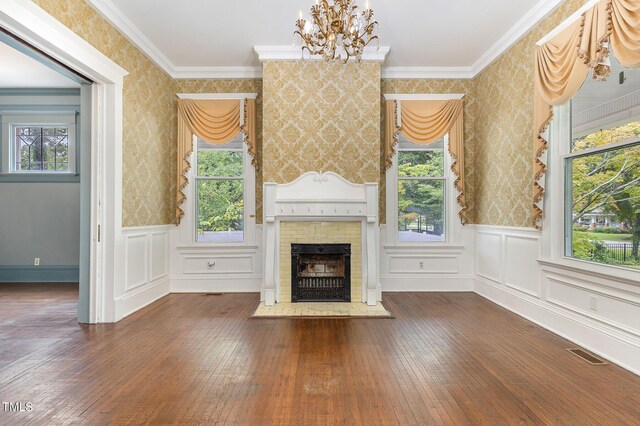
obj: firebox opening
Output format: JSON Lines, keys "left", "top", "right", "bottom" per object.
{"left": 291, "top": 243, "right": 351, "bottom": 302}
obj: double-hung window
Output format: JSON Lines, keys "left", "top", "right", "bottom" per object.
{"left": 563, "top": 58, "right": 640, "bottom": 270}
{"left": 393, "top": 136, "right": 447, "bottom": 243}
{"left": 194, "top": 134, "right": 246, "bottom": 243}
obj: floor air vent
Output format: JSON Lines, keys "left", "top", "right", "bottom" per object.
{"left": 203, "top": 293, "right": 223, "bottom": 296}
{"left": 567, "top": 348, "right": 607, "bottom": 365}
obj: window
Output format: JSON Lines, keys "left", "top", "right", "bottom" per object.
{"left": 14, "top": 126, "right": 69, "bottom": 171}
{"left": 564, "top": 58, "right": 640, "bottom": 270}
{"left": 396, "top": 137, "right": 447, "bottom": 243}
{"left": 194, "top": 134, "right": 245, "bottom": 243}
{"left": 1, "top": 114, "right": 76, "bottom": 174}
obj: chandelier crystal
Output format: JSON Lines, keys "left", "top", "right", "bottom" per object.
{"left": 294, "top": 0, "right": 379, "bottom": 63}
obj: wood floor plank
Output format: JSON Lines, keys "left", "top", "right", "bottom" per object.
{"left": 1, "top": 284, "right": 640, "bottom": 425}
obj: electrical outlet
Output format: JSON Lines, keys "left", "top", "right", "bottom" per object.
{"left": 419, "top": 261, "right": 424, "bottom": 269}
{"left": 589, "top": 296, "right": 597, "bottom": 311}
{"left": 34, "top": 257, "right": 40, "bottom": 266}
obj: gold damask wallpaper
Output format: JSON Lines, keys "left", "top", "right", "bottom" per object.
{"left": 473, "top": 0, "right": 586, "bottom": 227}
{"left": 262, "top": 61, "right": 381, "bottom": 185}
{"left": 34, "top": 0, "right": 588, "bottom": 230}
{"left": 33, "top": 0, "right": 175, "bottom": 227}
{"left": 380, "top": 79, "right": 476, "bottom": 224}
{"left": 172, "top": 79, "right": 264, "bottom": 223}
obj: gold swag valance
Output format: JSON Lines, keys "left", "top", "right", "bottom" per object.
{"left": 384, "top": 99, "right": 467, "bottom": 223}
{"left": 176, "top": 98, "right": 257, "bottom": 224}
{"left": 533, "top": 0, "right": 640, "bottom": 229}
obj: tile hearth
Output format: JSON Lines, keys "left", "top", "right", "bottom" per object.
{"left": 252, "top": 302, "right": 392, "bottom": 318}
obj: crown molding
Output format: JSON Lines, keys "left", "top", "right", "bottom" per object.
{"left": 470, "top": 0, "right": 565, "bottom": 76}
{"left": 381, "top": 67, "right": 474, "bottom": 79}
{"left": 172, "top": 66, "right": 263, "bottom": 79}
{"left": 86, "top": 0, "right": 174, "bottom": 76}
{"left": 254, "top": 45, "right": 390, "bottom": 62}
{"left": 537, "top": 0, "right": 600, "bottom": 46}
{"left": 85, "top": 0, "right": 571, "bottom": 80}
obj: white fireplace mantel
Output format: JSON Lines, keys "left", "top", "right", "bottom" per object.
{"left": 262, "top": 172, "right": 380, "bottom": 306}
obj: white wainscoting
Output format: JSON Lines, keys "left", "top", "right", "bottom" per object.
{"left": 115, "top": 225, "right": 171, "bottom": 321}
{"left": 473, "top": 224, "right": 640, "bottom": 375}
{"left": 169, "top": 226, "right": 263, "bottom": 293}
{"left": 380, "top": 225, "right": 475, "bottom": 291}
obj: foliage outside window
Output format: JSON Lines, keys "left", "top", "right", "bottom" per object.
{"left": 13, "top": 126, "right": 69, "bottom": 172}
{"left": 397, "top": 139, "right": 446, "bottom": 243}
{"left": 566, "top": 121, "right": 640, "bottom": 269}
{"left": 195, "top": 136, "right": 244, "bottom": 243}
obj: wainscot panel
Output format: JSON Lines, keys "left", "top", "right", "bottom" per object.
{"left": 380, "top": 225, "right": 475, "bottom": 292}
{"left": 169, "top": 226, "right": 263, "bottom": 293}
{"left": 473, "top": 225, "right": 640, "bottom": 376}
{"left": 115, "top": 225, "right": 171, "bottom": 321}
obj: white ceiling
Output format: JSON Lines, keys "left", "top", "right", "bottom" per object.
{"left": 95, "top": 0, "right": 559, "bottom": 78}
{"left": 0, "top": 41, "right": 79, "bottom": 88}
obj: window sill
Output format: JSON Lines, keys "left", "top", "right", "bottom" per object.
{"left": 538, "top": 257, "right": 640, "bottom": 287}
{"left": 0, "top": 172, "right": 79, "bottom": 183}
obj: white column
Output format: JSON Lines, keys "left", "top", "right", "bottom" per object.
{"left": 263, "top": 183, "right": 277, "bottom": 305}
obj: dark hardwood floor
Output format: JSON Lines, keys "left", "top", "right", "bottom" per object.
{"left": 1, "top": 284, "right": 640, "bottom": 425}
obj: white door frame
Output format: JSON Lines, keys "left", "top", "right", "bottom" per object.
{"left": 0, "top": 0, "right": 128, "bottom": 322}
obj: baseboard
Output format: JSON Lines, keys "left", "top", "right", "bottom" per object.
{"left": 115, "top": 277, "right": 170, "bottom": 321}
{"left": 0, "top": 265, "right": 79, "bottom": 282}
{"left": 170, "top": 276, "right": 262, "bottom": 293}
{"left": 474, "top": 276, "right": 640, "bottom": 376}
{"left": 381, "top": 275, "right": 474, "bottom": 292}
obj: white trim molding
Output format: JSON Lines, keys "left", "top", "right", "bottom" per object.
{"left": 85, "top": 0, "right": 174, "bottom": 74}
{"left": 176, "top": 93, "right": 258, "bottom": 100}
{"left": 537, "top": 0, "right": 601, "bottom": 46}
{"left": 383, "top": 93, "right": 465, "bottom": 101}
{"left": 254, "top": 45, "right": 390, "bottom": 62}
{"left": 471, "top": 0, "right": 566, "bottom": 74}
{"left": 87, "top": 0, "right": 571, "bottom": 79}
{"left": 262, "top": 172, "right": 380, "bottom": 306}
{"left": 172, "top": 67, "right": 262, "bottom": 79}
{"left": 473, "top": 224, "right": 640, "bottom": 376}
{"left": 381, "top": 67, "right": 473, "bottom": 80}
{"left": 1, "top": 0, "right": 128, "bottom": 323}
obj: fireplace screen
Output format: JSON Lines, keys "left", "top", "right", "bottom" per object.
{"left": 291, "top": 243, "right": 351, "bottom": 302}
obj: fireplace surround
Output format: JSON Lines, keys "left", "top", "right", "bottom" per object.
{"left": 262, "top": 172, "right": 380, "bottom": 306}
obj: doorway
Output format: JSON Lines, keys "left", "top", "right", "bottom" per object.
{"left": 0, "top": 32, "right": 92, "bottom": 322}
{"left": 1, "top": 0, "right": 129, "bottom": 323}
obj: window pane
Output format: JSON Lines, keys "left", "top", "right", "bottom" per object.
{"left": 196, "top": 179, "right": 244, "bottom": 243}
{"left": 398, "top": 150, "right": 444, "bottom": 177}
{"left": 197, "top": 149, "right": 243, "bottom": 177}
{"left": 398, "top": 179, "right": 445, "bottom": 242}
{"left": 572, "top": 120, "right": 640, "bottom": 153}
{"left": 15, "top": 126, "right": 68, "bottom": 172}
{"left": 567, "top": 143, "right": 640, "bottom": 269}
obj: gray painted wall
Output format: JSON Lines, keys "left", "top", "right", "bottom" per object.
{"left": 0, "top": 182, "right": 80, "bottom": 265}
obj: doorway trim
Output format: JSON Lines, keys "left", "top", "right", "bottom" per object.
{"left": 0, "top": 0, "right": 128, "bottom": 322}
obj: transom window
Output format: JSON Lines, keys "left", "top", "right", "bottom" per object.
{"left": 1, "top": 114, "right": 76, "bottom": 175}
{"left": 14, "top": 126, "right": 69, "bottom": 172}
{"left": 397, "top": 137, "right": 446, "bottom": 243}
{"left": 565, "top": 56, "right": 640, "bottom": 270}
{"left": 194, "top": 134, "right": 245, "bottom": 243}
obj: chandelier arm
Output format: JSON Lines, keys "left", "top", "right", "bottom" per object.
{"left": 294, "top": 0, "right": 379, "bottom": 63}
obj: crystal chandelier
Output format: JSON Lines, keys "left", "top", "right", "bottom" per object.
{"left": 294, "top": 0, "right": 379, "bottom": 63}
